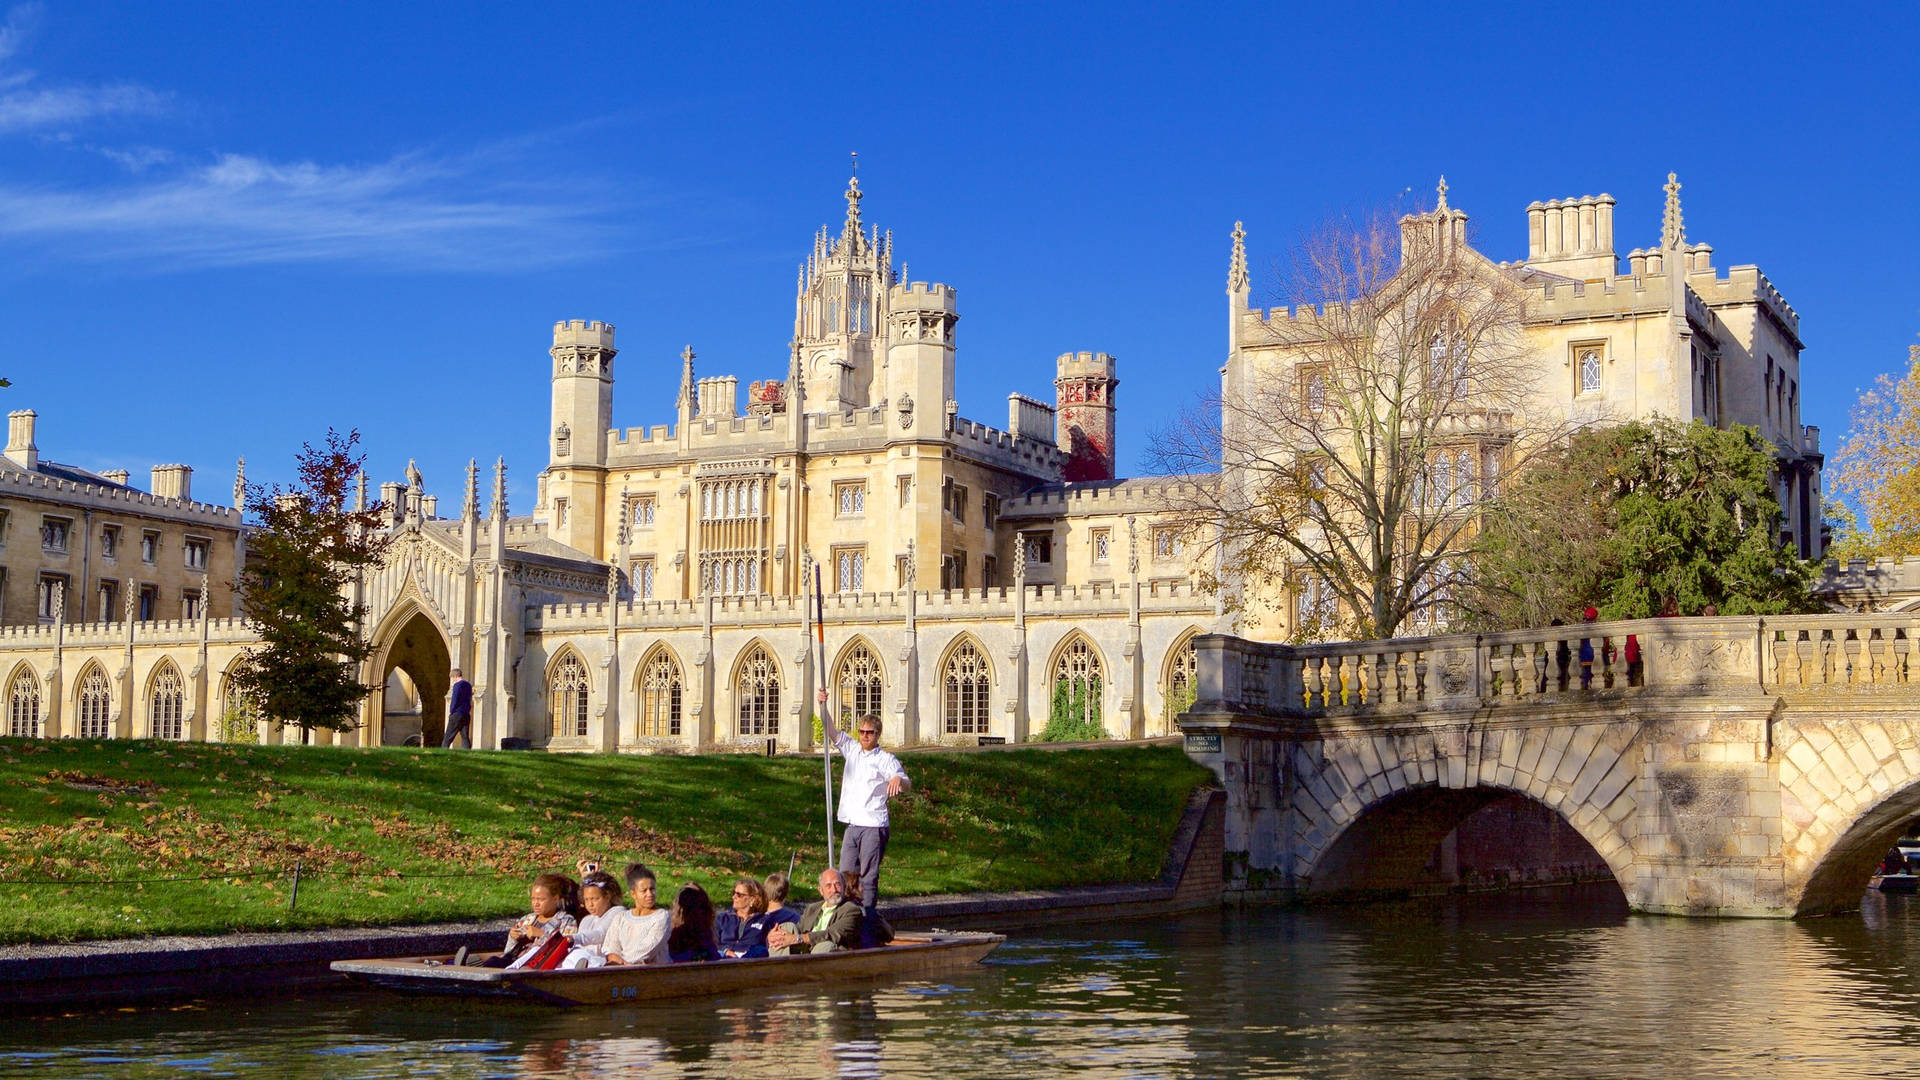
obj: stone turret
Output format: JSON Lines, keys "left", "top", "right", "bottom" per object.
{"left": 4, "top": 409, "right": 36, "bottom": 470}
{"left": 547, "top": 319, "right": 617, "bottom": 557}
{"left": 795, "top": 171, "right": 893, "bottom": 411}
{"left": 885, "top": 282, "right": 958, "bottom": 442}
{"left": 1055, "top": 351, "right": 1119, "bottom": 482}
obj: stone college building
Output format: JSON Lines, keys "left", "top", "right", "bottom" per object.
{"left": 0, "top": 172, "right": 1822, "bottom": 752}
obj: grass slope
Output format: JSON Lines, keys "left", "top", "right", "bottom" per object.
{"left": 0, "top": 738, "right": 1212, "bottom": 944}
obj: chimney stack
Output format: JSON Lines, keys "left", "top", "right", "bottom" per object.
{"left": 150, "top": 464, "right": 192, "bottom": 502}
{"left": 5, "top": 410, "right": 37, "bottom": 470}
{"left": 101, "top": 469, "right": 130, "bottom": 486}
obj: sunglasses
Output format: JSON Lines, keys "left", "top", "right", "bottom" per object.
{"left": 857, "top": 729, "right": 879, "bottom": 737}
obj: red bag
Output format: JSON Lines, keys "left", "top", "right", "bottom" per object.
{"left": 510, "top": 932, "right": 572, "bottom": 971}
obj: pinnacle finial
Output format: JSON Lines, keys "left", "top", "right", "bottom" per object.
{"left": 841, "top": 164, "right": 865, "bottom": 253}
{"left": 1228, "top": 220, "right": 1249, "bottom": 293}
{"left": 354, "top": 470, "right": 368, "bottom": 512}
{"left": 1436, "top": 175, "right": 1449, "bottom": 211}
{"left": 1662, "top": 171, "right": 1685, "bottom": 250}
{"left": 490, "top": 457, "right": 508, "bottom": 520}
{"left": 676, "top": 345, "right": 696, "bottom": 409}
{"left": 464, "top": 458, "right": 479, "bottom": 520}
{"left": 232, "top": 456, "right": 247, "bottom": 511}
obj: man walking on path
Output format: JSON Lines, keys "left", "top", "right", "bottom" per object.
{"left": 442, "top": 667, "right": 474, "bottom": 748}
{"left": 819, "top": 692, "right": 909, "bottom": 922}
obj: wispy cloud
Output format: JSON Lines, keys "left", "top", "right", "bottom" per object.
{"left": 0, "top": 149, "right": 628, "bottom": 270}
{"left": 0, "top": 4, "right": 169, "bottom": 133}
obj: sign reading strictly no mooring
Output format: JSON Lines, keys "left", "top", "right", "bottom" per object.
{"left": 1184, "top": 734, "right": 1222, "bottom": 754}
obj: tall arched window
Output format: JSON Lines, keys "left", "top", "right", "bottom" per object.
{"left": 1050, "top": 636, "right": 1104, "bottom": 734}
{"left": 836, "top": 641, "right": 884, "bottom": 725}
{"left": 8, "top": 666, "right": 40, "bottom": 738}
{"left": 77, "top": 665, "right": 112, "bottom": 739}
{"left": 548, "top": 652, "right": 589, "bottom": 739}
{"left": 1580, "top": 349, "right": 1603, "bottom": 394}
{"left": 1164, "top": 635, "right": 1199, "bottom": 728}
{"left": 148, "top": 662, "right": 185, "bottom": 740}
{"left": 943, "top": 639, "right": 991, "bottom": 735}
{"left": 221, "top": 676, "right": 261, "bottom": 745}
{"left": 736, "top": 646, "right": 781, "bottom": 737}
{"left": 639, "top": 649, "right": 683, "bottom": 738}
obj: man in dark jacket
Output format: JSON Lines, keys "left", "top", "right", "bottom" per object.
{"left": 442, "top": 667, "right": 474, "bottom": 748}
{"left": 767, "top": 869, "right": 863, "bottom": 955}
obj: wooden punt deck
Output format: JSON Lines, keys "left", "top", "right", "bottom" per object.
{"left": 329, "top": 931, "right": 1005, "bottom": 1006}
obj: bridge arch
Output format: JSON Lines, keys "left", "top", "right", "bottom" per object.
{"left": 1286, "top": 725, "right": 1641, "bottom": 900}
{"left": 1783, "top": 719, "right": 1920, "bottom": 916}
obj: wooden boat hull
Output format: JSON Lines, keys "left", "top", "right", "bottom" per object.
{"left": 330, "top": 931, "right": 1005, "bottom": 1006}
{"left": 1872, "top": 873, "right": 1920, "bottom": 894}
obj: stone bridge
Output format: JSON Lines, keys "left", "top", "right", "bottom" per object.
{"left": 1178, "top": 615, "right": 1920, "bottom": 917}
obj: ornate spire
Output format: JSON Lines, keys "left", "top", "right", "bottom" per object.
{"left": 840, "top": 170, "right": 865, "bottom": 254}
{"left": 1662, "top": 171, "right": 1685, "bottom": 250}
{"left": 232, "top": 457, "right": 247, "bottom": 512}
{"left": 490, "top": 457, "right": 508, "bottom": 520}
{"left": 354, "top": 470, "right": 368, "bottom": 512}
{"left": 1228, "top": 221, "right": 1249, "bottom": 293}
{"left": 676, "top": 345, "right": 696, "bottom": 409}
{"left": 1436, "top": 175, "right": 1449, "bottom": 212}
{"left": 617, "top": 486, "right": 631, "bottom": 547}
{"left": 463, "top": 458, "right": 479, "bottom": 520}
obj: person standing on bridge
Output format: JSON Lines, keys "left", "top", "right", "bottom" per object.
{"left": 817, "top": 689, "right": 910, "bottom": 926}
{"left": 442, "top": 667, "right": 474, "bottom": 748}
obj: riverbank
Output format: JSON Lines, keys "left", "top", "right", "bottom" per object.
{"left": 0, "top": 738, "right": 1212, "bottom": 944}
{"left": 0, "top": 789, "right": 1224, "bottom": 1009}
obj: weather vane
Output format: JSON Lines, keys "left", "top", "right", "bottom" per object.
{"left": 850, "top": 150, "right": 858, "bottom": 176}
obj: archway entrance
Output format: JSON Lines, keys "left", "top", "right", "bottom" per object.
{"left": 378, "top": 611, "right": 451, "bottom": 747}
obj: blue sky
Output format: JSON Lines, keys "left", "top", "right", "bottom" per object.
{"left": 0, "top": 2, "right": 1914, "bottom": 513}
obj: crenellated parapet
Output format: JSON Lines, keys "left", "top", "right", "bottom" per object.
{"left": 999, "top": 476, "right": 1217, "bottom": 520}
{"left": 0, "top": 465, "right": 239, "bottom": 524}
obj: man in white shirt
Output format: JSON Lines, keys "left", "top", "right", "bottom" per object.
{"left": 820, "top": 695, "right": 910, "bottom": 922}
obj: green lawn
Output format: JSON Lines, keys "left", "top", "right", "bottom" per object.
{"left": 0, "top": 738, "right": 1213, "bottom": 944}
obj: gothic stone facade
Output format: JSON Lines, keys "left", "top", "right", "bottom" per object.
{"left": 0, "top": 177, "right": 1217, "bottom": 750}
{"left": 1226, "top": 174, "right": 1822, "bottom": 639}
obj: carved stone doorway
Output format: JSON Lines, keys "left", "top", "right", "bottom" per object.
{"left": 380, "top": 611, "right": 452, "bottom": 747}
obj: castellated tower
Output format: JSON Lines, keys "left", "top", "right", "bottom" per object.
{"left": 1054, "top": 351, "right": 1118, "bottom": 482}
{"left": 547, "top": 319, "right": 616, "bottom": 557}
{"left": 885, "top": 282, "right": 958, "bottom": 441}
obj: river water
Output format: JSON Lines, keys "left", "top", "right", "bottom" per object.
{"left": 9, "top": 886, "right": 1920, "bottom": 1079}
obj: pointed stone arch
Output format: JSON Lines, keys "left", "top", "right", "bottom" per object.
{"left": 73, "top": 660, "right": 113, "bottom": 740}
{"left": 216, "top": 661, "right": 261, "bottom": 744}
{"left": 7, "top": 661, "right": 40, "bottom": 738}
{"left": 1044, "top": 632, "right": 1106, "bottom": 736}
{"left": 938, "top": 634, "right": 993, "bottom": 737}
{"left": 1160, "top": 627, "right": 1204, "bottom": 730}
{"left": 635, "top": 643, "right": 684, "bottom": 739}
{"left": 366, "top": 597, "right": 453, "bottom": 747}
{"left": 832, "top": 636, "right": 885, "bottom": 728}
{"left": 146, "top": 658, "right": 187, "bottom": 741}
{"left": 545, "top": 646, "right": 591, "bottom": 741}
{"left": 731, "top": 639, "right": 783, "bottom": 738}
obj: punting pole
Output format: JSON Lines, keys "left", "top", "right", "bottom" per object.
{"left": 816, "top": 563, "right": 836, "bottom": 866}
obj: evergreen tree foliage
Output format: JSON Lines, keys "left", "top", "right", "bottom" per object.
{"left": 1466, "top": 419, "right": 1819, "bottom": 627}
{"left": 229, "top": 430, "right": 392, "bottom": 740}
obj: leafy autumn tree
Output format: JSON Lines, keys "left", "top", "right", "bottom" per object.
{"left": 1150, "top": 205, "right": 1574, "bottom": 640}
{"left": 1465, "top": 418, "right": 1819, "bottom": 626}
{"left": 1828, "top": 343, "right": 1920, "bottom": 560}
{"left": 229, "top": 430, "right": 391, "bottom": 741}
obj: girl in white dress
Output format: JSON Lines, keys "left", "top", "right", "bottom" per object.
{"left": 558, "top": 873, "right": 628, "bottom": 970}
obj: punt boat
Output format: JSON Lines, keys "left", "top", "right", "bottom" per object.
{"left": 330, "top": 930, "right": 1006, "bottom": 1006}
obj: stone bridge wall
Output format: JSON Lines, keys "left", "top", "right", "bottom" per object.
{"left": 1180, "top": 614, "right": 1920, "bottom": 917}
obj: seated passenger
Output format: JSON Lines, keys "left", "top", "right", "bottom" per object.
{"left": 559, "top": 873, "right": 628, "bottom": 970}
{"left": 716, "top": 877, "right": 775, "bottom": 958}
{"left": 766, "top": 869, "right": 863, "bottom": 955}
{"left": 762, "top": 871, "right": 803, "bottom": 932}
{"left": 844, "top": 873, "right": 894, "bottom": 948}
{"left": 602, "top": 862, "right": 671, "bottom": 966}
{"left": 667, "top": 883, "right": 720, "bottom": 963}
{"left": 479, "top": 872, "right": 577, "bottom": 967}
